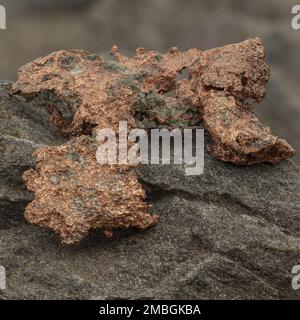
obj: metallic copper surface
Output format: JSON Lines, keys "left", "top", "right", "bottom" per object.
{"left": 12, "top": 38, "right": 295, "bottom": 244}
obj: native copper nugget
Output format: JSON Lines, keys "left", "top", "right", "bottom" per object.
{"left": 12, "top": 38, "right": 295, "bottom": 244}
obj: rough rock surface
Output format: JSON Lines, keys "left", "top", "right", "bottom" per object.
{"left": 0, "top": 82, "right": 65, "bottom": 217}
{"left": 0, "top": 78, "right": 299, "bottom": 299}
{"left": 0, "top": 155, "right": 299, "bottom": 299}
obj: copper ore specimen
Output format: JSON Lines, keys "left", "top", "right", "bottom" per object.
{"left": 189, "top": 38, "right": 295, "bottom": 164}
{"left": 12, "top": 37, "right": 295, "bottom": 244}
{"left": 23, "top": 136, "right": 158, "bottom": 244}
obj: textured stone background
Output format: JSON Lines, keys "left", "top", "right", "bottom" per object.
{"left": 0, "top": 1, "right": 300, "bottom": 300}
{"left": 0, "top": 0, "right": 299, "bottom": 162}
{"left": 0, "top": 77, "right": 300, "bottom": 299}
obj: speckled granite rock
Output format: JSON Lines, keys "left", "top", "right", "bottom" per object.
{"left": 0, "top": 80, "right": 299, "bottom": 299}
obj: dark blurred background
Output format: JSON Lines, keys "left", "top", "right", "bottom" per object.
{"left": 1, "top": 0, "right": 299, "bottom": 163}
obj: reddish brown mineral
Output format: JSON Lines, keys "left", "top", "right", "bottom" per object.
{"left": 23, "top": 136, "right": 158, "bottom": 244}
{"left": 189, "top": 38, "right": 295, "bottom": 164}
{"left": 12, "top": 37, "right": 295, "bottom": 244}
{"left": 13, "top": 38, "right": 295, "bottom": 164}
